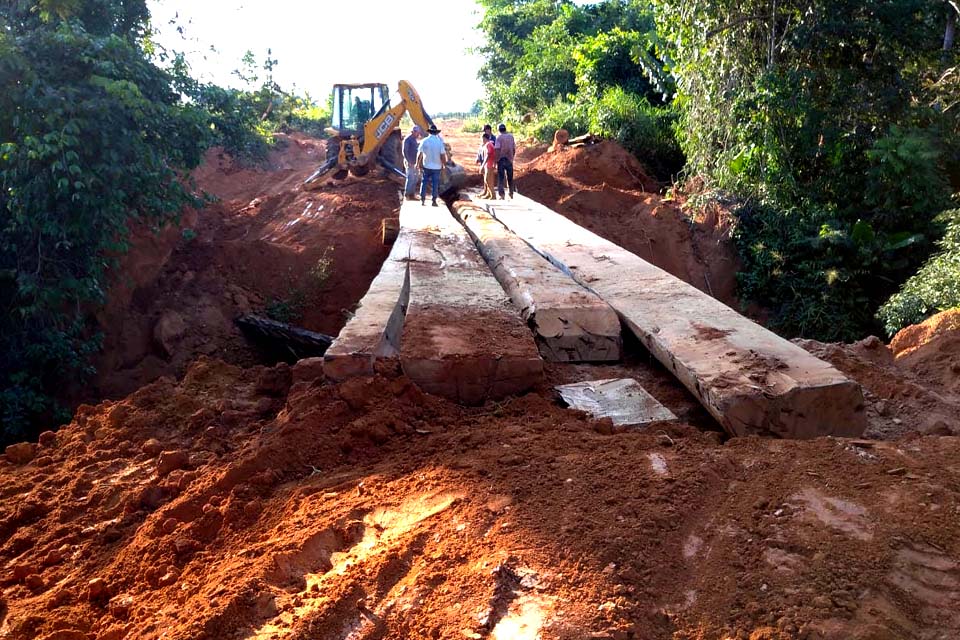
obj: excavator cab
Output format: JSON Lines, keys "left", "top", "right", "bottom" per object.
{"left": 329, "top": 83, "right": 390, "bottom": 134}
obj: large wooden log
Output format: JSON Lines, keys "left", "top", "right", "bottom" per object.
{"left": 322, "top": 230, "right": 411, "bottom": 380}
{"left": 451, "top": 198, "right": 621, "bottom": 362}
{"left": 485, "top": 194, "right": 867, "bottom": 439}
{"left": 399, "top": 200, "right": 543, "bottom": 404}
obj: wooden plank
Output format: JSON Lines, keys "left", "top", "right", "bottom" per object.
{"left": 399, "top": 200, "right": 543, "bottom": 404}
{"left": 323, "top": 230, "right": 410, "bottom": 381}
{"left": 451, "top": 198, "right": 621, "bottom": 362}
{"left": 485, "top": 194, "right": 867, "bottom": 439}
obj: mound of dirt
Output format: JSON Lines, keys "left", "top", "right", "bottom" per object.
{"left": 4, "top": 358, "right": 960, "bottom": 640}
{"left": 889, "top": 309, "right": 960, "bottom": 397}
{"left": 86, "top": 134, "right": 397, "bottom": 403}
{"left": 516, "top": 141, "right": 740, "bottom": 307}
{"left": 525, "top": 142, "right": 659, "bottom": 193}
{"left": 795, "top": 335, "right": 960, "bottom": 438}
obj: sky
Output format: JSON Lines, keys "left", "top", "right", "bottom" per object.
{"left": 147, "top": 0, "right": 487, "bottom": 113}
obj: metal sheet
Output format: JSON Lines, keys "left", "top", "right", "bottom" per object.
{"left": 556, "top": 378, "right": 677, "bottom": 427}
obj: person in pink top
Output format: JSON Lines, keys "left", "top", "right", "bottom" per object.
{"left": 479, "top": 133, "right": 497, "bottom": 199}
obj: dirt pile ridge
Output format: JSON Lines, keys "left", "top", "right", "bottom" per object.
{"left": 88, "top": 134, "right": 397, "bottom": 403}
{"left": 515, "top": 142, "right": 740, "bottom": 307}
{"left": 796, "top": 334, "right": 960, "bottom": 439}
{"left": 4, "top": 359, "right": 960, "bottom": 640}
{"left": 889, "top": 309, "right": 960, "bottom": 397}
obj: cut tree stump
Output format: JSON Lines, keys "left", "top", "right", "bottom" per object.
{"left": 452, "top": 197, "right": 620, "bottom": 362}
{"left": 323, "top": 229, "right": 411, "bottom": 380}
{"left": 484, "top": 194, "right": 867, "bottom": 439}
{"left": 399, "top": 199, "right": 543, "bottom": 404}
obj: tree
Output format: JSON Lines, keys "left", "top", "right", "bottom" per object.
{"left": 0, "top": 0, "right": 209, "bottom": 441}
{"left": 655, "top": 0, "right": 958, "bottom": 339}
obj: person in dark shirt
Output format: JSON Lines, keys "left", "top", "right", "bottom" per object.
{"left": 494, "top": 123, "right": 516, "bottom": 199}
{"left": 402, "top": 125, "right": 423, "bottom": 200}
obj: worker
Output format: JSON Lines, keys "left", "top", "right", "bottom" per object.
{"left": 475, "top": 124, "right": 496, "bottom": 165}
{"left": 494, "top": 122, "right": 516, "bottom": 199}
{"left": 479, "top": 133, "right": 497, "bottom": 199}
{"left": 417, "top": 124, "right": 447, "bottom": 207}
{"left": 403, "top": 125, "right": 423, "bottom": 200}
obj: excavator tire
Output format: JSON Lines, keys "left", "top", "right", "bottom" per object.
{"left": 378, "top": 129, "right": 403, "bottom": 170}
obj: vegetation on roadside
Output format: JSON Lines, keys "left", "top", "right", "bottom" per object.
{"left": 0, "top": 0, "right": 328, "bottom": 443}
{"left": 171, "top": 49, "right": 330, "bottom": 164}
{"left": 475, "top": 0, "right": 960, "bottom": 340}
{"left": 475, "top": 0, "right": 683, "bottom": 180}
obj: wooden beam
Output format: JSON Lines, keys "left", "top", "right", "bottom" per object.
{"left": 452, "top": 198, "right": 621, "bottom": 362}
{"left": 323, "top": 229, "right": 410, "bottom": 380}
{"left": 399, "top": 200, "right": 543, "bottom": 404}
{"left": 485, "top": 194, "right": 867, "bottom": 439}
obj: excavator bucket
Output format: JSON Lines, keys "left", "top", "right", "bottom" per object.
{"left": 439, "top": 162, "right": 467, "bottom": 197}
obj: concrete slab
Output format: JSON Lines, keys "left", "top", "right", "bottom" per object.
{"left": 452, "top": 197, "right": 621, "bottom": 362}
{"left": 485, "top": 194, "right": 867, "bottom": 439}
{"left": 323, "top": 230, "right": 410, "bottom": 381}
{"left": 556, "top": 378, "right": 677, "bottom": 427}
{"left": 399, "top": 200, "right": 543, "bottom": 404}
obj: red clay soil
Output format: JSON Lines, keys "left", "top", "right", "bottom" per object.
{"left": 515, "top": 143, "right": 740, "bottom": 307}
{"left": 795, "top": 335, "right": 960, "bottom": 439}
{"left": 4, "top": 359, "right": 960, "bottom": 640}
{"left": 890, "top": 309, "right": 960, "bottom": 397}
{"left": 8, "top": 124, "right": 960, "bottom": 640}
{"left": 87, "top": 134, "right": 397, "bottom": 402}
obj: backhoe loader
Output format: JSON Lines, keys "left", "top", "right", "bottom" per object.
{"left": 303, "top": 80, "right": 466, "bottom": 197}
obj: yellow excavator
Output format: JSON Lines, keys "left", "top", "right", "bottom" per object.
{"left": 303, "top": 80, "right": 466, "bottom": 196}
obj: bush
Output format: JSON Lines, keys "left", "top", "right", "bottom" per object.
{"left": 878, "top": 210, "right": 960, "bottom": 335}
{"left": 461, "top": 117, "right": 485, "bottom": 133}
{"left": 0, "top": 3, "right": 208, "bottom": 443}
{"left": 589, "top": 87, "right": 683, "bottom": 180}
{"left": 523, "top": 89, "right": 684, "bottom": 182}
{"left": 525, "top": 98, "right": 591, "bottom": 142}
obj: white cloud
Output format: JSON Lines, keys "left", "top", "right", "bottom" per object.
{"left": 147, "top": 0, "right": 486, "bottom": 112}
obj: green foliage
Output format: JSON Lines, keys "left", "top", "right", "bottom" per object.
{"left": 170, "top": 50, "right": 330, "bottom": 164}
{"left": 0, "top": 0, "right": 209, "bottom": 442}
{"left": 879, "top": 210, "right": 960, "bottom": 335}
{"left": 526, "top": 98, "right": 592, "bottom": 142}
{"left": 263, "top": 249, "right": 334, "bottom": 324}
{"left": 654, "top": 0, "right": 958, "bottom": 338}
{"left": 476, "top": 0, "right": 682, "bottom": 179}
{"left": 461, "top": 117, "right": 485, "bottom": 133}
{"left": 589, "top": 87, "right": 683, "bottom": 178}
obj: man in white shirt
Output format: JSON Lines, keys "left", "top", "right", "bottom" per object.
{"left": 416, "top": 124, "right": 447, "bottom": 207}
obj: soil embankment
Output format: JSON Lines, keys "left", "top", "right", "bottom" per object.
{"left": 88, "top": 134, "right": 397, "bottom": 401}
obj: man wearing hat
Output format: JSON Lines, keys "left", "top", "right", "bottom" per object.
{"left": 416, "top": 124, "right": 447, "bottom": 207}
{"left": 402, "top": 125, "right": 422, "bottom": 200}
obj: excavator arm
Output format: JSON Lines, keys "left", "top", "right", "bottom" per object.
{"left": 356, "top": 80, "right": 434, "bottom": 163}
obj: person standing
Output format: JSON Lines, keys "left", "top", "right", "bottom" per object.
{"left": 402, "top": 125, "right": 422, "bottom": 200}
{"left": 494, "top": 122, "right": 516, "bottom": 199}
{"left": 475, "top": 123, "right": 496, "bottom": 166}
{"left": 417, "top": 124, "right": 447, "bottom": 207}
{"left": 479, "top": 133, "right": 497, "bottom": 199}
